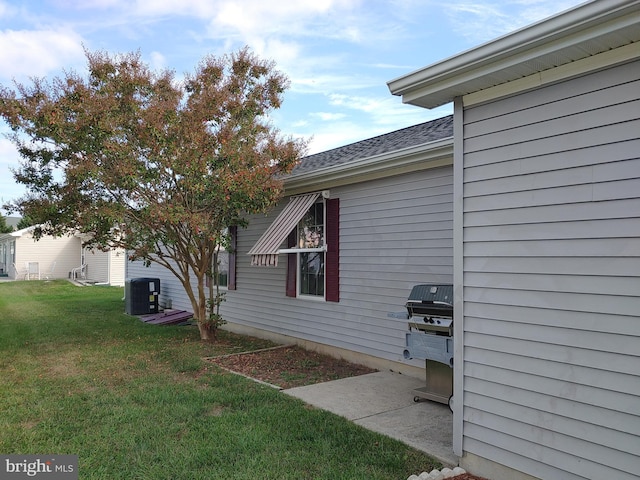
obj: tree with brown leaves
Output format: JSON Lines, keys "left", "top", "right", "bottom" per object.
{"left": 0, "top": 47, "right": 306, "bottom": 340}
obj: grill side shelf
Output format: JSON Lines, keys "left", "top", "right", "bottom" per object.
{"left": 404, "top": 332, "right": 453, "bottom": 367}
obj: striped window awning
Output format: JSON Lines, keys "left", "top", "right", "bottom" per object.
{"left": 248, "top": 193, "right": 320, "bottom": 266}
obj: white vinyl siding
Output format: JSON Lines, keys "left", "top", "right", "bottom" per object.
{"left": 459, "top": 59, "right": 640, "bottom": 479}
{"left": 108, "top": 248, "right": 126, "bottom": 286}
{"left": 11, "top": 233, "right": 81, "bottom": 280}
{"left": 83, "top": 247, "right": 126, "bottom": 286}
{"left": 221, "top": 166, "right": 453, "bottom": 364}
{"left": 84, "top": 248, "right": 109, "bottom": 283}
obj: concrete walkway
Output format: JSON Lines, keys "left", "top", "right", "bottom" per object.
{"left": 284, "top": 370, "right": 457, "bottom": 467}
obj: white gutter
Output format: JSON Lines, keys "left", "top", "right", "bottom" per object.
{"left": 387, "top": 0, "right": 640, "bottom": 108}
{"left": 284, "top": 137, "right": 453, "bottom": 194}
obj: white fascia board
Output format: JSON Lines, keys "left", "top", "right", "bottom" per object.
{"left": 284, "top": 137, "right": 453, "bottom": 193}
{"left": 9, "top": 224, "right": 39, "bottom": 237}
{"left": 387, "top": 0, "right": 640, "bottom": 108}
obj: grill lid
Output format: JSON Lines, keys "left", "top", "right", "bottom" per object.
{"left": 405, "top": 284, "right": 453, "bottom": 318}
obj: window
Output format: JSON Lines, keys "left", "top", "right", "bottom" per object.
{"left": 214, "top": 249, "right": 229, "bottom": 288}
{"left": 206, "top": 226, "right": 236, "bottom": 290}
{"left": 286, "top": 197, "right": 339, "bottom": 302}
{"left": 296, "top": 200, "right": 325, "bottom": 297}
{"left": 248, "top": 192, "right": 338, "bottom": 302}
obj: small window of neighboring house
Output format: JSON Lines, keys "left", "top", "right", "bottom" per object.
{"left": 215, "top": 246, "right": 229, "bottom": 288}
{"left": 206, "top": 227, "right": 237, "bottom": 290}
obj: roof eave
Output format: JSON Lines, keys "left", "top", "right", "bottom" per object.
{"left": 284, "top": 137, "right": 453, "bottom": 194}
{"left": 8, "top": 225, "right": 38, "bottom": 238}
{"left": 387, "top": 0, "right": 640, "bottom": 108}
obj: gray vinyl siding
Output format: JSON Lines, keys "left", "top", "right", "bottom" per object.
{"left": 460, "top": 59, "right": 640, "bottom": 479}
{"left": 221, "top": 166, "right": 453, "bottom": 363}
{"left": 125, "top": 166, "right": 453, "bottom": 363}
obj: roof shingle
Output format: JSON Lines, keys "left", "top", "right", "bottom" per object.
{"left": 292, "top": 114, "right": 453, "bottom": 175}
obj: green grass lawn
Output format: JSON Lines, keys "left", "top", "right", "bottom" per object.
{"left": 0, "top": 280, "right": 440, "bottom": 479}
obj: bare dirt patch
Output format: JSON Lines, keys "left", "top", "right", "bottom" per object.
{"left": 207, "top": 344, "right": 377, "bottom": 389}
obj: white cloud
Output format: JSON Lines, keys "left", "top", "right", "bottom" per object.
{"left": 0, "top": 136, "right": 26, "bottom": 208}
{"left": 290, "top": 71, "right": 359, "bottom": 94}
{"left": 370, "top": 63, "right": 416, "bottom": 70}
{"left": 211, "top": 0, "right": 358, "bottom": 34}
{"left": 512, "top": 0, "right": 585, "bottom": 26}
{"left": 0, "top": 1, "right": 14, "bottom": 18}
{"left": 328, "top": 93, "right": 396, "bottom": 114}
{"left": 0, "top": 135, "right": 17, "bottom": 159}
{"left": 148, "top": 51, "right": 167, "bottom": 71}
{"left": 305, "top": 122, "right": 374, "bottom": 154}
{"left": 310, "top": 112, "right": 347, "bottom": 121}
{"left": 444, "top": 0, "right": 584, "bottom": 43}
{"left": 295, "top": 100, "right": 451, "bottom": 155}
{"left": 0, "top": 29, "right": 85, "bottom": 82}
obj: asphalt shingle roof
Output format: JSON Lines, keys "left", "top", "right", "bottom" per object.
{"left": 292, "top": 114, "right": 453, "bottom": 175}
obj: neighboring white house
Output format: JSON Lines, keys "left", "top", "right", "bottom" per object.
{"left": 388, "top": 1, "right": 639, "bottom": 479}
{"left": 0, "top": 226, "right": 81, "bottom": 280}
{"left": 0, "top": 225, "right": 125, "bottom": 286}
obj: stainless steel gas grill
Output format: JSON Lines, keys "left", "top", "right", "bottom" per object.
{"left": 390, "top": 284, "right": 454, "bottom": 407}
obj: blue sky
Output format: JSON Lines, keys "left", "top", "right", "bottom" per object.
{"left": 0, "top": 0, "right": 585, "bottom": 213}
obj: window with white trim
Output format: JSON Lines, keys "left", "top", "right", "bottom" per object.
{"left": 296, "top": 199, "right": 325, "bottom": 297}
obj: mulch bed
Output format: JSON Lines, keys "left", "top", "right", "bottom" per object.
{"left": 206, "top": 344, "right": 376, "bottom": 389}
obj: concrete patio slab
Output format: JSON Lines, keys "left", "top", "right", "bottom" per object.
{"left": 284, "top": 370, "right": 457, "bottom": 467}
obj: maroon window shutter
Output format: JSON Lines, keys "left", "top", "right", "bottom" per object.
{"left": 228, "top": 226, "right": 237, "bottom": 290}
{"left": 326, "top": 198, "right": 339, "bottom": 302}
{"left": 285, "top": 230, "right": 297, "bottom": 297}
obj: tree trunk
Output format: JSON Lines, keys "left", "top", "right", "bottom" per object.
{"left": 198, "top": 321, "right": 215, "bottom": 341}
{"left": 195, "top": 274, "right": 215, "bottom": 342}
{"left": 181, "top": 272, "right": 216, "bottom": 342}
